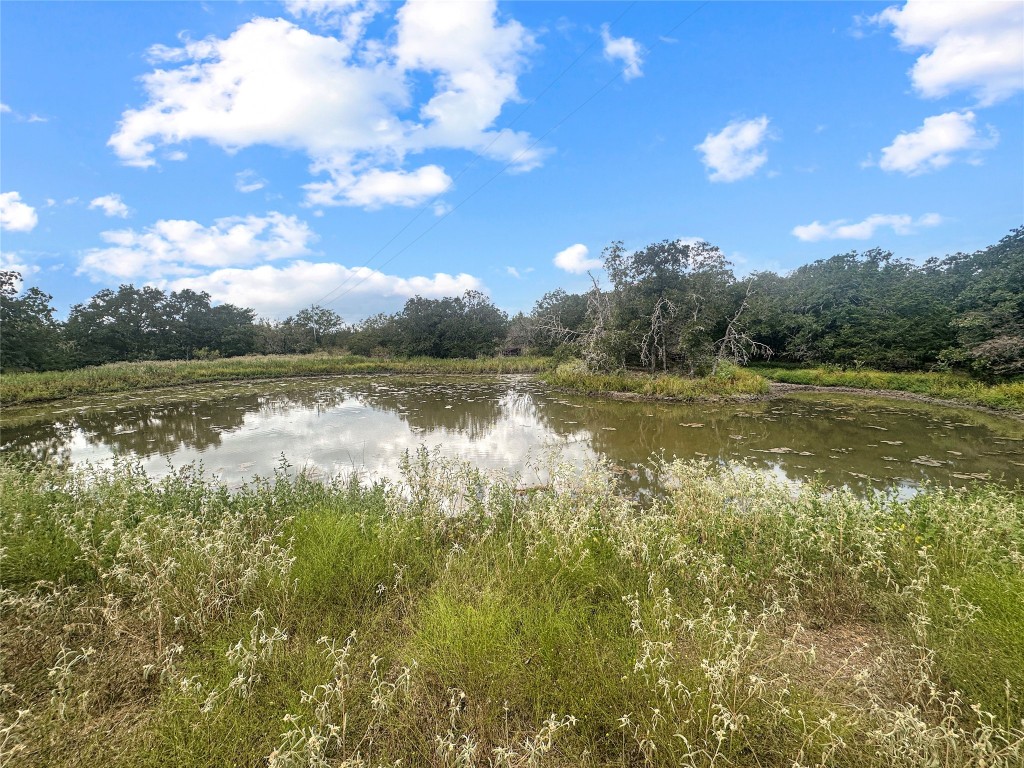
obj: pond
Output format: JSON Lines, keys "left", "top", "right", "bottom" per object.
{"left": 2, "top": 374, "right": 1022, "bottom": 495}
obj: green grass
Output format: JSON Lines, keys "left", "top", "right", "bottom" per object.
{"left": 3, "top": 453, "right": 1022, "bottom": 767}
{"left": 754, "top": 365, "right": 1024, "bottom": 412}
{"left": 0, "top": 354, "right": 557, "bottom": 407}
{"left": 540, "top": 359, "right": 772, "bottom": 401}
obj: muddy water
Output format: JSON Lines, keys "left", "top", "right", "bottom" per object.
{"left": 2, "top": 375, "right": 1022, "bottom": 494}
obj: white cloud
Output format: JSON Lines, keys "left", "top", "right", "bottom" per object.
{"left": 1, "top": 252, "right": 41, "bottom": 286}
{"left": 695, "top": 116, "right": 772, "bottom": 182}
{"left": 235, "top": 170, "right": 267, "bottom": 193}
{"left": 878, "top": 110, "right": 997, "bottom": 175}
{"left": 872, "top": 0, "right": 1024, "bottom": 106}
{"left": 601, "top": 23, "right": 643, "bottom": 80}
{"left": 305, "top": 164, "right": 451, "bottom": 208}
{"left": 792, "top": 212, "right": 943, "bottom": 242}
{"left": 0, "top": 192, "right": 39, "bottom": 232}
{"left": 169, "top": 260, "right": 483, "bottom": 318}
{"left": 553, "top": 243, "right": 602, "bottom": 274}
{"left": 285, "top": 0, "right": 385, "bottom": 50}
{"left": 78, "top": 212, "right": 316, "bottom": 281}
{"left": 0, "top": 103, "right": 48, "bottom": 122}
{"left": 89, "top": 193, "right": 131, "bottom": 218}
{"left": 109, "top": 2, "right": 542, "bottom": 209}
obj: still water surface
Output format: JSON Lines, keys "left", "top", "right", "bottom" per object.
{"left": 3, "top": 375, "right": 1022, "bottom": 494}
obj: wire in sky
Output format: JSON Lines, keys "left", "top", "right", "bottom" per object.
{"left": 320, "top": 1, "right": 710, "bottom": 311}
{"left": 311, "top": 2, "right": 637, "bottom": 307}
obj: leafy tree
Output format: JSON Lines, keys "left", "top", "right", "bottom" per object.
{"left": 528, "top": 289, "right": 589, "bottom": 354}
{"left": 209, "top": 303, "right": 257, "bottom": 357}
{"left": 750, "top": 249, "right": 954, "bottom": 370}
{"left": 294, "top": 305, "right": 344, "bottom": 347}
{"left": 939, "top": 227, "right": 1024, "bottom": 376}
{"left": 396, "top": 291, "right": 508, "bottom": 358}
{"left": 0, "top": 271, "right": 63, "bottom": 371}
{"left": 604, "top": 239, "right": 738, "bottom": 373}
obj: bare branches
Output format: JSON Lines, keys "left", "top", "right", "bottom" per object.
{"left": 640, "top": 296, "right": 677, "bottom": 372}
{"left": 715, "top": 282, "right": 773, "bottom": 370}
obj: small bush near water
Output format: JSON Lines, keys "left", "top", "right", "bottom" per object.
{"left": 541, "top": 360, "right": 771, "bottom": 401}
{"left": 2, "top": 453, "right": 1023, "bottom": 767}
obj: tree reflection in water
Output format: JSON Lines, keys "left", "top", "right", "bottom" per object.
{"left": 2, "top": 376, "right": 1022, "bottom": 494}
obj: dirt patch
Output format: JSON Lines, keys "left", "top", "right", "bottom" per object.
{"left": 791, "top": 622, "right": 916, "bottom": 709}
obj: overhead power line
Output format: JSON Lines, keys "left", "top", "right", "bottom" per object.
{"left": 318, "top": 1, "right": 709, "bottom": 312}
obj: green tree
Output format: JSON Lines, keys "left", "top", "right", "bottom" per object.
{"left": 0, "top": 271, "right": 63, "bottom": 371}
{"left": 939, "top": 227, "right": 1024, "bottom": 376}
{"left": 294, "top": 305, "right": 344, "bottom": 347}
{"left": 604, "top": 239, "right": 737, "bottom": 373}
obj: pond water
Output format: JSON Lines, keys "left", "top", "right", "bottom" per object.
{"left": 2, "top": 375, "right": 1022, "bottom": 495}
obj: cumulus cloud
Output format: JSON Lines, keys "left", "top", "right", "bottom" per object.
{"left": 877, "top": 110, "right": 998, "bottom": 175}
{"left": 871, "top": 0, "right": 1023, "bottom": 106}
{"left": 601, "top": 23, "right": 643, "bottom": 80}
{"left": 169, "top": 260, "right": 483, "bottom": 318}
{"left": 792, "top": 212, "right": 942, "bottom": 242}
{"left": 553, "top": 243, "right": 602, "bottom": 274}
{"left": 89, "top": 193, "right": 131, "bottom": 218}
{"left": 0, "top": 192, "right": 39, "bottom": 232}
{"left": 305, "top": 164, "right": 451, "bottom": 208}
{"left": 235, "top": 170, "right": 267, "bottom": 194}
{"left": 1, "top": 252, "right": 41, "bottom": 286}
{"left": 108, "top": 1, "right": 542, "bottom": 209}
{"left": 695, "top": 116, "right": 772, "bottom": 182}
{"left": 285, "top": 0, "right": 384, "bottom": 48}
{"left": 78, "top": 212, "right": 316, "bottom": 281}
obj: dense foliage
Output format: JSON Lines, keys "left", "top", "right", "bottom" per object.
{"left": 1, "top": 228, "right": 1021, "bottom": 378}
{"left": 529, "top": 227, "right": 1024, "bottom": 378}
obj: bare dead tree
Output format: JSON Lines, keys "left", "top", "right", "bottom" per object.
{"left": 579, "top": 273, "right": 615, "bottom": 371}
{"left": 530, "top": 273, "right": 615, "bottom": 371}
{"left": 639, "top": 296, "right": 677, "bottom": 372}
{"left": 714, "top": 281, "right": 773, "bottom": 372}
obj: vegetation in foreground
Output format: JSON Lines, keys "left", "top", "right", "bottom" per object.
{"left": 755, "top": 365, "right": 1024, "bottom": 413}
{"left": 2, "top": 454, "right": 1022, "bottom": 767}
{"left": 541, "top": 359, "right": 771, "bottom": 401}
{"left": 0, "top": 354, "right": 555, "bottom": 406}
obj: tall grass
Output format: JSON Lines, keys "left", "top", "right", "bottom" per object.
{"left": 755, "top": 365, "right": 1024, "bottom": 412}
{"left": 0, "top": 355, "right": 557, "bottom": 406}
{"left": 2, "top": 453, "right": 1022, "bottom": 766}
{"left": 540, "top": 360, "right": 771, "bottom": 401}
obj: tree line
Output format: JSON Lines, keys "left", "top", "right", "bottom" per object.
{"left": 2, "top": 226, "right": 1021, "bottom": 378}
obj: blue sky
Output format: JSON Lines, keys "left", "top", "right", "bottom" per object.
{"left": 2, "top": 0, "right": 1022, "bottom": 321}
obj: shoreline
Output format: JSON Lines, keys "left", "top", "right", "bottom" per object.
{"left": 541, "top": 380, "right": 1024, "bottom": 419}
{"left": 768, "top": 381, "right": 1024, "bottom": 420}
{"left": 3, "top": 357, "right": 1021, "bottom": 419}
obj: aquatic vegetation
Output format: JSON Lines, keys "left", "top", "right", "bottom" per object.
{"left": 0, "top": 355, "right": 557, "bottom": 407}
{"left": 1, "top": 453, "right": 1022, "bottom": 766}
{"left": 540, "top": 359, "right": 771, "bottom": 401}
{"left": 755, "top": 365, "right": 1024, "bottom": 412}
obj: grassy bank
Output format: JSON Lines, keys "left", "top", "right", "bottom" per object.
{"left": 755, "top": 365, "right": 1024, "bottom": 412}
{"left": 0, "top": 354, "right": 556, "bottom": 407}
{"left": 540, "top": 360, "right": 771, "bottom": 401}
{"left": 2, "top": 454, "right": 1022, "bottom": 767}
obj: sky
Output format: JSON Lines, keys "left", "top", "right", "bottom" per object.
{"left": 1, "top": 0, "right": 1022, "bottom": 322}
